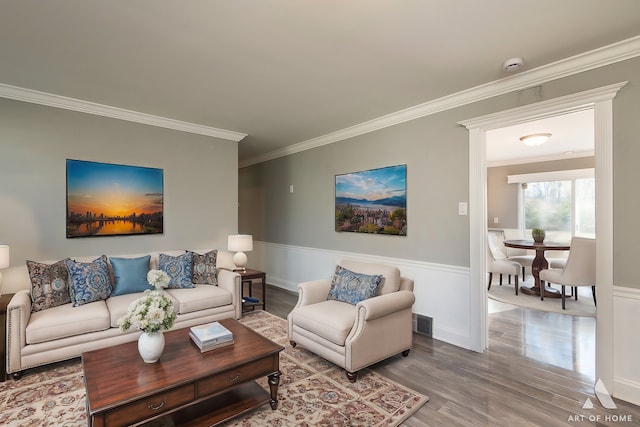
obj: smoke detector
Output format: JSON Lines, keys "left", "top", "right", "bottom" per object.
{"left": 503, "top": 57, "right": 524, "bottom": 72}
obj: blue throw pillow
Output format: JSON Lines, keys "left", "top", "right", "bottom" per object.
{"left": 327, "top": 265, "right": 383, "bottom": 305}
{"left": 159, "top": 252, "right": 194, "bottom": 288}
{"left": 66, "top": 255, "right": 112, "bottom": 307}
{"left": 110, "top": 255, "right": 152, "bottom": 296}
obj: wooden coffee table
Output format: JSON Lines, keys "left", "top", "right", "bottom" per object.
{"left": 82, "top": 318, "right": 284, "bottom": 427}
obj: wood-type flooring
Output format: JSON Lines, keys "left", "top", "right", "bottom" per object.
{"left": 257, "top": 283, "right": 640, "bottom": 426}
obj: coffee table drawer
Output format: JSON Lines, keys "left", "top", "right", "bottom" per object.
{"left": 104, "top": 384, "right": 195, "bottom": 426}
{"left": 197, "top": 356, "right": 276, "bottom": 397}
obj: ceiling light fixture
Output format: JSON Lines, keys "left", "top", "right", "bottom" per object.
{"left": 520, "top": 133, "right": 551, "bottom": 146}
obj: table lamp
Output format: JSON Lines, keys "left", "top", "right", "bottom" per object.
{"left": 227, "top": 235, "right": 253, "bottom": 272}
{"left": 0, "top": 244, "right": 9, "bottom": 295}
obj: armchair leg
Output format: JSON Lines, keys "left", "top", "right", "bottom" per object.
{"left": 561, "top": 285, "right": 566, "bottom": 310}
{"left": 402, "top": 349, "right": 410, "bottom": 357}
{"left": 592, "top": 286, "right": 597, "bottom": 306}
{"left": 290, "top": 341, "right": 297, "bottom": 348}
{"left": 522, "top": 266, "right": 526, "bottom": 282}
{"left": 346, "top": 371, "right": 358, "bottom": 382}
{"left": 488, "top": 273, "right": 493, "bottom": 290}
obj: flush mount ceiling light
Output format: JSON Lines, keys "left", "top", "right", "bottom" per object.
{"left": 520, "top": 133, "right": 551, "bottom": 146}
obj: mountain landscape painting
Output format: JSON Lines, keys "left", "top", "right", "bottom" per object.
{"left": 66, "top": 159, "right": 163, "bottom": 238}
{"left": 335, "top": 164, "right": 407, "bottom": 235}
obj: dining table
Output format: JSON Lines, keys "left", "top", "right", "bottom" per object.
{"left": 502, "top": 239, "right": 571, "bottom": 298}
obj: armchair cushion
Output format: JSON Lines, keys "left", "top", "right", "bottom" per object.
{"left": 327, "top": 265, "right": 382, "bottom": 305}
{"left": 290, "top": 300, "right": 357, "bottom": 346}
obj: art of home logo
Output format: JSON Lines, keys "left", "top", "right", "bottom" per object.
{"left": 568, "top": 379, "right": 634, "bottom": 423}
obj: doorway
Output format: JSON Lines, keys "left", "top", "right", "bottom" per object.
{"left": 460, "top": 82, "right": 625, "bottom": 389}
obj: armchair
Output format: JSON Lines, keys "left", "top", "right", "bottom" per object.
{"left": 287, "top": 260, "right": 415, "bottom": 382}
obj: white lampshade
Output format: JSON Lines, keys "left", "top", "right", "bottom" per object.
{"left": 228, "top": 235, "right": 253, "bottom": 252}
{"left": 228, "top": 235, "right": 253, "bottom": 271}
{"left": 0, "top": 245, "right": 9, "bottom": 269}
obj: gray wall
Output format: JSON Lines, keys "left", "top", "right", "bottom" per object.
{"left": 239, "top": 56, "right": 640, "bottom": 288}
{"left": 0, "top": 99, "right": 238, "bottom": 274}
{"left": 487, "top": 157, "right": 596, "bottom": 229}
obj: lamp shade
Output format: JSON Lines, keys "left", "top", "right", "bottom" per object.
{"left": 228, "top": 235, "right": 253, "bottom": 252}
{"left": 0, "top": 245, "right": 9, "bottom": 269}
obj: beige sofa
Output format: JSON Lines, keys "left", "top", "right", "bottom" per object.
{"left": 6, "top": 249, "right": 241, "bottom": 379}
{"left": 287, "top": 259, "right": 415, "bottom": 382}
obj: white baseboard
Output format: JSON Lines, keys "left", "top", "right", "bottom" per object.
{"left": 250, "top": 241, "right": 473, "bottom": 350}
{"left": 613, "top": 286, "right": 640, "bottom": 405}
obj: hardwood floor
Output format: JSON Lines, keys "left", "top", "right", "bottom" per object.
{"left": 258, "top": 284, "right": 640, "bottom": 426}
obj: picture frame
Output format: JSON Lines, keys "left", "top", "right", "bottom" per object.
{"left": 66, "top": 159, "right": 164, "bottom": 238}
{"left": 335, "top": 164, "right": 407, "bottom": 235}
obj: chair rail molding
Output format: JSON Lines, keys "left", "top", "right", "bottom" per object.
{"left": 251, "top": 241, "right": 473, "bottom": 350}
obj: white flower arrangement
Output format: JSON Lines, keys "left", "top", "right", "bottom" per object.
{"left": 147, "top": 269, "right": 170, "bottom": 290}
{"left": 117, "top": 290, "right": 176, "bottom": 334}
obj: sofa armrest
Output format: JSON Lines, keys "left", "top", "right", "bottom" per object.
{"left": 217, "top": 269, "right": 242, "bottom": 319}
{"left": 356, "top": 290, "right": 415, "bottom": 321}
{"left": 295, "top": 279, "right": 332, "bottom": 308}
{"left": 7, "top": 290, "right": 31, "bottom": 374}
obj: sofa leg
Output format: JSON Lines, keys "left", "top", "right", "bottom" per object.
{"left": 402, "top": 349, "right": 410, "bottom": 357}
{"left": 11, "top": 371, "right": 22, "bottom": 380}
{"left": 289, "top": 341, "right": 297, "bottom": 348}
{"left": 346, "top": 371, "right": 358, "bottom": 382}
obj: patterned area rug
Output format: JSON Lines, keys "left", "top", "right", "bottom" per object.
{"left": 0, "top": 310, "right": 428, "bottom": 426}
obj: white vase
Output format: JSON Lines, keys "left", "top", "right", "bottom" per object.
{"left": 138, "top": 331, "right": 165, "bottom": 363}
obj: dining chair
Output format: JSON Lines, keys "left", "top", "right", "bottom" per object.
{"left": 539, "top": 236, "right": 596, "bottom": 309}
{"left": 487, "top": 231, "right": 520, "bottom": 294}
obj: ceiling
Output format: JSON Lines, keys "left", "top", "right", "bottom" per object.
{"left": 1, "top": 1, "right": 639, "bottom": 166}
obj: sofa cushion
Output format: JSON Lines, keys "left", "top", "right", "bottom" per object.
{"left": 26, "top": 300, "right": 110, "bottom": 344}
{"left": 327, "top": 265, "right": 382, "bottom": 305}
{"left": 340, "top": 259, "right": 401, "bottom": 295}
{"left": 159, "top": 252, "right": 194, "bottom": 288}
{"left": 66, "top": 255, "right": 113, "bottom": 306}
{"left": 289, "top": 300, "right": 356, "bottom": 346}
{"left": 27, "top": 258, "right": 72, "bottom": 312}
{"left": 191, "top": 250, "right": 218, "bottom": 285}
{"left": 110, "top": 255, "right": 152, "bottom": 296}
{"left": 165, "top": 285, "right": 232, "bottom": 314}
{"left": 105, "top": 292, "right": 179, "bottom": 328}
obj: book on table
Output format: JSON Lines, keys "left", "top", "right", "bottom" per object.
{"left": 189, "top": 331, "right": 234, "bottom": 353}
{"left": 189, "top": 321, "right": 234, "bottom": 350}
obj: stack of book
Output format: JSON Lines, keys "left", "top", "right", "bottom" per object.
{"left": 189, "top": 322, "right": 234, "bottom": 353}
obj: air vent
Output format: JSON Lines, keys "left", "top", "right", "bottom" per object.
{"left": 414, "top": 314, "right": 433, "bottom": 337}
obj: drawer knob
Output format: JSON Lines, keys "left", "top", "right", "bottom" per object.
{"left": 227, "top": 374, "right": 241, "bottom": 382}
{"left": 147, "top": 398, "right": 166, "bottom": 411}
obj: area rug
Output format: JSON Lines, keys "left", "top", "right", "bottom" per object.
{"left": 0, "top": 310, "right": 428, "bottom": 426}
{"left": 488, "top": 278, "right": 596, "bottom": 317}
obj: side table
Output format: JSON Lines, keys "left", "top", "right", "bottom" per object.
{"left": 237, "top": 269, "right": 266, "bottom": 313}
{"left": 1, "top": 293, "right": 15, "bottom": 382}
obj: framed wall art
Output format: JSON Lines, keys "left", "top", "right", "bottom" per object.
{"left": 66, "top": 159, "right": 164, "bottom": 238}
{"left": 335, "top": 164, "right": 407, "bottom": 235}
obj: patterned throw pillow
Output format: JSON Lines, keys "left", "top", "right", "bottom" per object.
{"left": 159, "top": 252, "right": 194, "bottom": 288}
{"left": 191, "top": 250, "right": 218, "bottom": 285}
{"left": 327, "top": 265, "right": 383, "bottom": 305}
{"left": 66, "top": 255, "right": 113, "bottom": 307}
{"left": 27, "top": 259, "right": 72, "bottom": 312}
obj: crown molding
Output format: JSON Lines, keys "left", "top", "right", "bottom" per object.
{"left": 240, "top": 35, "right": 640, "bottom": 168}
{"left": 0, "top": 83, "right": 247, "bottom": 142}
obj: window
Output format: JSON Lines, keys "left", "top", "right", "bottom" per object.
{"left": 508, "top": 169, "right": 595, "bottom": 242}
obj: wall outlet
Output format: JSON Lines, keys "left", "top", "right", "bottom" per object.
{"left": 458, "top": 202, "right": 468, "bottom": 215}
{"left": 493, "top": 217, "right": 499, "bottom": 224}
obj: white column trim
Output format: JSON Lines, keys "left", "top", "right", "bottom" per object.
{"left": 460, "top": 83, "right": 625, "bottom": 392}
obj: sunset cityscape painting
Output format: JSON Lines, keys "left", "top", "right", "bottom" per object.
{"left": 335, "top": 164, "right": 407, "bottom": 235}
{"left": 66, "top": 159, "right": 164, "bottom": 237}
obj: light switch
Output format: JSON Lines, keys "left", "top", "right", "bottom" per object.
{"left": 494, "top": 217, "right": 499, "bottom": 224}
{"left": 458, "top": 202, "right": 468, "bottom": 215}
{"left": 290, "top": 185, "right": 294, "bottom": 193}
